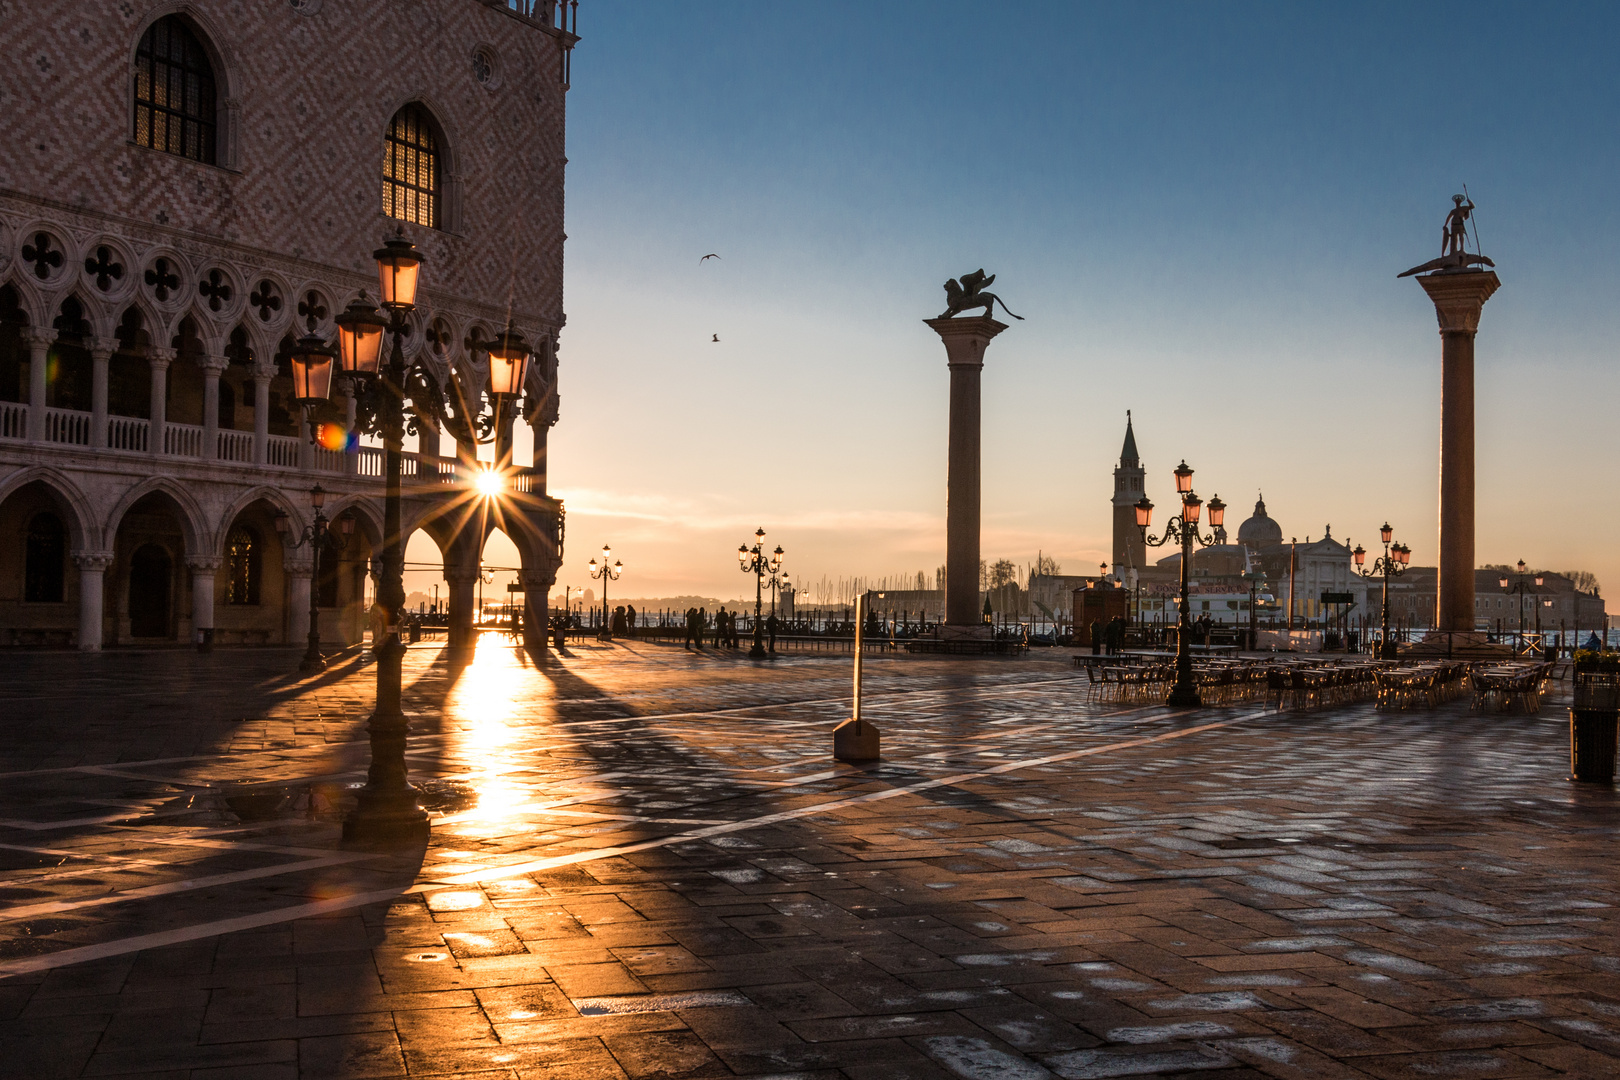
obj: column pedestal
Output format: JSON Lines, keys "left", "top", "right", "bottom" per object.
{"left": 1416, "top": 270, "right": 1500, "bottom": 638}
{"left": 924, "top": 315, "right": 1007, "bottom": 636}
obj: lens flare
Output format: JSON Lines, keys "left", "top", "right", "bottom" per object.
{"left": 476, "top": 469, "right": 503, "bottom": 497}
{"left": 315, "top": 422, "right": 350, "bottom": 451}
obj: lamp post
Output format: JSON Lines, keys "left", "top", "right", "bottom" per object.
{"left": 588, "top": 545, "right": 622, "bottom": 639}
{"left": 1135, "top": 460, "right": 1224, "bottom": 707}
{"left": 1242, "top": 568, "right": 1266, "bottom": 651}
{"left": 1352, "top": 523, "right": 1410, "bottom": 660}
{"left": 1499, "top": 560, "right": 1542, "bottom": 652}
{"left": 738, "top": 527, "right": 783, "bottom": 659}
{"left": 289, "top": 234, "right": 534, "bottom": 846}
{"left": 275, "top": 484, "right": 355, "bottom": 672}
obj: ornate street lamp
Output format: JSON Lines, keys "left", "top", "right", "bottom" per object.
{"left": 1499, "top": 560, "right": 1544, "bottom": 652}
{"left": 588, "top": 545, "right": 623, "bottom": 639}
{"left": 294, "top": 233, "right": 538, "bottom": 845}
{"left": 738, "top": 528, "right": 783, "bottom": 659}
{"left": 1353, "top": 522, "right": 1409, "bottom": 660}
{"left": 275, "top": 485, "right": 356, "bottom": 673}
{"left": 1135, "top": 462, "right": 1223, "bottom": 707}
{"left": 1242, "top": 568, "right": 1267, "bottom": 649}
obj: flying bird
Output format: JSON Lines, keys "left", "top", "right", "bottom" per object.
{"left": 712, "top": 334, "right": 720, "bottom": 342}
{"left": 700, "top": 253, "right": 720, "bottom": 262}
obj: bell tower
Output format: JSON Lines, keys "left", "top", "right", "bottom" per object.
{"left": 1111, "top": 411, "right": 1146, "bottom": 575}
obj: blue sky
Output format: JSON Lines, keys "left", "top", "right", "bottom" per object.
{"left": 464, "top": 2, "right": 1620, "bottom": 607}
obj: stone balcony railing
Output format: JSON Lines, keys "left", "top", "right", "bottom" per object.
{"left": 0, "top": 400, "right": 549, "bottom": 493}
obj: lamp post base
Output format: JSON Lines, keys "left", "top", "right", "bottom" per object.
{"left": 748, "top": 630, "right": 768, "bottom": 660}
{"left": 299, "top": 652, "right": 326, "bottom": 674}
{"left": 1165, "top": 681, "right": 1202, "bottom": 708}
{"left": 341, "top": 795, "right": 430, "bottom": 846}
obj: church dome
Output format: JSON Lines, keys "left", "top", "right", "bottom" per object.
{"left": 1236, "top": 495, "right": 1283, "bottom": 548}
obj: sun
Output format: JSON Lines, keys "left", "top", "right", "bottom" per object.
{"left": 475, "top": 468, "right": 504, "bottom": 498}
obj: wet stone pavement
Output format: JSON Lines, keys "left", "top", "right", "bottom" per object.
{"left": 0, "top": 639, "right": 1616, "bottom": 1080}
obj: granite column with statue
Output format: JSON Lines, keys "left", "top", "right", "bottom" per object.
{"left": 924, "top": 270, "right": 1021, "bottom": 639}
{"left": 1400, "top": 194, "right": 1501, "bottom": 639}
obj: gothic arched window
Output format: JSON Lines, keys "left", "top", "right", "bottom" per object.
{"left": 133, "top": 16, "right": 218, "bottom": 164}
{"left": 24, "top": 513, "right": 66, "bottom": 603}
{"left": 383, "top": 103, "right": 440, "bottom": 228}
{"left": 225, "top": 525, "right": 260, "bottom": 605}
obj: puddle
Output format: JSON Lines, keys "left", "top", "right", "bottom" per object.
{"left": 416, "top": 780, "right": 478, "bottom": 813}
{"left": 140, "top": 781, "right": 356, "bottom": 826}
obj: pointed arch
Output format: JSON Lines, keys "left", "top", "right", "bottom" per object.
{"left": 102, "top": 476, "right": 207, "bottom": 556}
{"left": 129, "top": 6, "right": 240, "bottom": 168}
{"left": 380, "top": 96, "right": 461, "bottom": 232}
{"left": 0, "top": 466, "right": 97, "bottom": 552}
{"left": 214, "top": 484, "right": 306, "bottom": 556}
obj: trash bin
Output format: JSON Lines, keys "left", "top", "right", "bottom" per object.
{"left": 409, "top": 621, "right": 421, "bottom": 643}
{"left": 1571, "top": 672, "right": 1618, "bottom": 783}
{"left": 196, "top": 627, "right": 214, "bottom": 654}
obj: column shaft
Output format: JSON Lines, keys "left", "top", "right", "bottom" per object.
{"left": 1437, "top": 330, "right": 1475, "bottom": 633}
{"left": 201, "top": 359, "right": 225, "bottom": 460}
{"left": 530, "top": 421, "right": 549, "bottom": 495}
{"left": 288, "top": 569, "right": 312, "bottom": 644}
{"left": 446, "top": 570, "right": 478, "bottom": 650}
{"left": 147, "top": 349, "right": 173, "bottom": 457}
{"left": 25, "top": 328, "right": 54, "bottom": 442}
{"left": 90, "top": 341, "right": 112, "bottom": 449}
{"left": 189, "top": 560, "right": 220, "bottom": 641}
{"left": 945, "top": 360, "right": 982, "bottom": 627}
{"left": 252, "top": 373, "right": 272, "bottom": 464}
{"left": 74, "top": 554, "right": 111, "bottom": 652}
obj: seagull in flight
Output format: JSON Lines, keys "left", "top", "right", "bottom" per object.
{"left": 700, "top": 253, "right": 721, "bottom": 262}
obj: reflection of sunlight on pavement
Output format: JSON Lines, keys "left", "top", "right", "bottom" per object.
{"left": 444, "top": 634, "right": 541, "bottom": 823}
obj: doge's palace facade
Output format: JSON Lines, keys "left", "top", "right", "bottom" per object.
{"left": 0, "top": 0, "right": 574, "bottom": 652}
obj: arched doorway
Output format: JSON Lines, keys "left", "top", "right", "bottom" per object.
{"left": 129, "top": 544, "right": 172, "bottom": 638}
{"left": 110, "top": 490, "right": 194, "bottom": 644}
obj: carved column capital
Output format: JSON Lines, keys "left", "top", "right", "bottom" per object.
{"left": 90, "top": 337, "right": 118, "bottom": 360}
{"left": 72, "top": 551, "right": 115, "bottom": 572}
{"left": 186, "top": 557, "right": 224, "bottom": 573}
{"left": 147, "top": 346, "right": 177, "bottom": 370}
{"left": 22, "top": 326, "right": 57, "bottom": 350}
{"left": 199, "top": 353, "right": 230, "bottom": 376}
{"left": 1417, "top": 270, "right": 1501, "bottom": 335}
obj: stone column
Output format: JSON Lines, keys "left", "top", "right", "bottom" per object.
{"left": 200, "top": 355, "right": 227, "bottom": 460}
{"left": 1416, "top": 270, "right": 1500, "bottom": 635}
{"left": 287, "top": 562, "right": 312, "bottom": 645}
{"left": 252, "top": 369, "right": 272, "bottom": 464}
{"left": 530, "top": 419, "right": 553, "bottom": 496}
{"left": 147, "top": 346, "right": 175, "bottom": 457}
{"left": 24, "top": 326, "right": 55, "bottom": 442}
{"left": 417, "top": 415, "right": 441, "bottom": 468}
{"left": 445, "top": 566, "right": 480, "bottom": 651}
{"left": 188, "top": 557, "right": 222, "bottom": 647}
{"left": 90, "top": 338, "right": 114, "bottom": 449}
{"left": 73, "top": 551, "right": 113, "bottom": 652}
{"left": 923, "top": 315, "right": 1007, "bottom": 633}
{"left": 299, "top": 407, "right": 315, "bottom": 471}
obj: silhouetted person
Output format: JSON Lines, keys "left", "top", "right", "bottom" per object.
{"left": 626, "top": 604, "right": 637, "bottom": 637}
{"left": 1089, "top": 619, "right": 1101, "bottom": 656}
{"left": 766, "top": 613, "right": 778, "bottom": 653}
